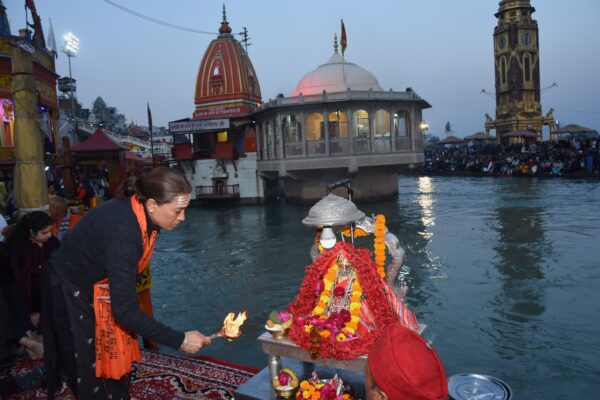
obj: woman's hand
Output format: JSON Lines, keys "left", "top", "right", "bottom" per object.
{"left": 96, "top": 283, "right": 111, "bottom": 303}
{"left": 180, "top": 331, "right": 212, "bottom": 354}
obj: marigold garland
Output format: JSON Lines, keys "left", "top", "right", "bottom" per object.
{"left": 308, "top": 262, "right": 363, "bottom": 341}
{"left": 287, "top": 242, "right": 397, "bottom": 359}
{"left": 374, "top": 214, "right": 386, "bottom": 279}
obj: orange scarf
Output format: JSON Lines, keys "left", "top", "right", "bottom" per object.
{"left": 93, "top": 196, "right": 158, "bottom": 379}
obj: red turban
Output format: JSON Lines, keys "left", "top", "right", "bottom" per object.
{"left": 368, "top": 323, "right": 448, "bottom": 400}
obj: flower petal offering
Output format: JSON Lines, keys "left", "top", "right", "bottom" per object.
{"left": 272, "top": 368, "right": 299, "bottom": 398}
{"left": 265, "top": 310, "right": 294, "bottom": 339}
{"left": 296, "top": 372, "right": 355, "bottom": 400}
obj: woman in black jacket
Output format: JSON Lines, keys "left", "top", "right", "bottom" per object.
{"left": 45, "top": 167, "right": 211, "bottom": 399}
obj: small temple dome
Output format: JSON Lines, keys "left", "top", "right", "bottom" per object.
{"left": 291, "top": 52, "right": 383, "bottom": 96}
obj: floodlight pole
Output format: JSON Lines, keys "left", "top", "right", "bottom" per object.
{"left": 66, "top": 52, "right": 76, "bottom": 135}
{"left": 62, "top": 33, "right": 79, "bottom": 139}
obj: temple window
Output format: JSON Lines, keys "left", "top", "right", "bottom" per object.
{"left": 305, "top": 112, "right": 324, "bottom": 141}
{"left": 328, "top": 111, "right": 348, "bottom": 139}
{"left": 352, "top": 109, "right": 369, "bottom": 137}
{"left": 282, "top": 115, "right": 302, "bottom": 143}
{"left": 394, "top": 110, "right": 410, "bottom": 137}
{"left": 500, "top": 56, "right": 507, "bottom": 86}
{"left": 211, "top": 83, "right": 222, "bottom": 95}
{"left": 373, "top": 109, "right": 390, "bottom": 137}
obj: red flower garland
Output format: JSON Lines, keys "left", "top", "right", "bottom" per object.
{"left": 287, "top": 242, "right": 397, "bottom": 359}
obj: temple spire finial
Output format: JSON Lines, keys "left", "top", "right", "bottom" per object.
{"left": 218, "top": 3, "right": 232, "bottom": 35}
{"left": 333, "top": 33, "right": 339, "bottom": 53}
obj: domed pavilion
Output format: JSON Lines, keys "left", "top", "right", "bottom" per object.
{"left": 254, "top": 37, "right": 431, "bottom": 202}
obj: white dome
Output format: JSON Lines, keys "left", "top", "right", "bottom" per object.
{"left": 291, "top": 52, "right": 383, "bottom": 96}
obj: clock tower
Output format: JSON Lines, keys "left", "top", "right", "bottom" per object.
{"left": 485, "top": 0, "right": 555, "bottom": 144}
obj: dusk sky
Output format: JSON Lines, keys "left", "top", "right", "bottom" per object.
{"left": 5, "top": 0, "right": 600, "bottom": 137}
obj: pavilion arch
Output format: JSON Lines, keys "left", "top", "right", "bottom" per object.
{"left": 267, "top": 120, "right": 275, "bottom": 158}
{"left": 394, "top": 109, "right": 410, "bottom": 137}
{"left": 305, "top": 112, "right": 324, "bottom": 141}
{"left": 352, "top": 109, "right": 369, "bottom": 137}
{"left": 373, "top": 109, "right": 390, "bottom": 137}
{"left": 328, "top": 111, "right": 348, "bottom": 138}
{"left": 282, "top": 114, "right": 303, "bottom": 157}
{"left": 282, "top": 114, "right": 302, "bottom": 143}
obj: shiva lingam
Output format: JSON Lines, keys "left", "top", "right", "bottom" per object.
{"left": 209, "top": 311, "right": 247, "bottom": 341}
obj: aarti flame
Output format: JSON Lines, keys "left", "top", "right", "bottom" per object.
{"left": 222, "top": 311, "right": 247, "bottom": 338}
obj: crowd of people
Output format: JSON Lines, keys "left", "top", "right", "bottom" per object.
{"left": 421, "top": 140, "right": 598, "bottom": 177}
{"left": 0, "top": 167, "right": 212, "bottom": 399}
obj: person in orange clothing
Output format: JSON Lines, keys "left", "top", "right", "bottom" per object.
{"left": 44, "top": 167, "right": 211, "bottom": 399}
{"left": 48, "top": 197, "right": 81, "bottom": 241}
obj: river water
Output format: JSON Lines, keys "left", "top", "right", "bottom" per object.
{"left": 150, "top": 176, "right": 599, "bottom": 399}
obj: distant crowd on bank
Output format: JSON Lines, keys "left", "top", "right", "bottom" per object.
{"left": 419, "top": 139, "right": 599, "bottom": 177}
{"left": 0, "top": 166, "right": 110, "bottom": 221}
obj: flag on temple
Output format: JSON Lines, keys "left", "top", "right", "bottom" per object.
{"left": 340, "top": 19, "right": 347, "bottom": 56}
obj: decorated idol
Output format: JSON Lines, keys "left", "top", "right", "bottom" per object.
{"left": 286, "top": 194, "right": 419, "bottom": 360}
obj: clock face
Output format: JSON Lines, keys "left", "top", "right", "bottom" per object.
{"left": 522, "top": 32, "right": 532, "bottom": 45}
{"left": 499, "top": 35, "right": 506, "bottom": 49}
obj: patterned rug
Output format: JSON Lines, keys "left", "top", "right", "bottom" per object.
{"left": 1, "top": 350, "right": 258, "bottom": 400}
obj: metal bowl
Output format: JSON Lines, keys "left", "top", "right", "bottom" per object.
{"left": 448, "top": 373, "right": 512, "bottom": 400}
{"left": 265, "top": 325, "right": 289, "bottom": 340}
{"left": 273, "top": 386, "right": 298, "bottom": 398}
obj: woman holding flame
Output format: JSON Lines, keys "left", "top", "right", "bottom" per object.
{"left": 43, "top": 167, "right": 211, "bottom": 399}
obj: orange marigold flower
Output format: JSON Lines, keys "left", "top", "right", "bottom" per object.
{"left": 320, "top": 330, "right": 331, "bottom": 338}
{"left": 300, "top": 381, "right": 312, "bottom": 390}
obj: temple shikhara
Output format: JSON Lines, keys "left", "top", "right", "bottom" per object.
{"left": 169, "top": 7, "right": 263, "bottom": 203}
{"left": 171, "top": 7, "right": 430, "bottom": 203}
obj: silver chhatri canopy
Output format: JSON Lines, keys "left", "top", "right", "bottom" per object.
{"left": 302, "top": 194, "right": 365, "bottom": 227}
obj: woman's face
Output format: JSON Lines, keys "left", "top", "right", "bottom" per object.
{"left": 30, "top": 225, "right": 53, "bottom": 244}
{"left": 147, "top": 193, "right": 191, "bottom": 231}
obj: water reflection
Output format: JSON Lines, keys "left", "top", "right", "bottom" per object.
{"left": 491, "top": 203, "right": 547, "bottom": 358}
{"left": 149, "top": 176, "right": 600, "bottom": 398}
{"left": 417, "top": 176, "right": 436, "bottom": 234}
{"left": 386, "top": 177, "right": 440, "bottom": 307}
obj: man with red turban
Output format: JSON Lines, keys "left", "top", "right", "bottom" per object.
{"left": 365, "top": 323, "right": 448, "bottom": 400}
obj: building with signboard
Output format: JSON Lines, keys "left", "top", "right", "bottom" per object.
{"left": 170, "top": 7, "right": 263, "bottom": 203}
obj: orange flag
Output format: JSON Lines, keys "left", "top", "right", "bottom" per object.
{"left": 340, "top": 19, "right": 347, "bottom": 56}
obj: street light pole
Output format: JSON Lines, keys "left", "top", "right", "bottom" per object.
{"left": 62, "top": 33, "right": 79, "bottom": 138}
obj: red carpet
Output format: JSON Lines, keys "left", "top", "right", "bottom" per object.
{"left": 2, "top": 350, "right": 258, "bottom": 400}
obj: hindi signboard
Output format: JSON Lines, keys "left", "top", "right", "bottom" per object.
{"left": 169, "top": 118, "right": 230, "bottom": 133}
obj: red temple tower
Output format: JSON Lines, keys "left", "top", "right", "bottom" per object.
{"left": 193, "top": 6, "right": 261, "bottom": 120}
{"left": 170, "top": 6, "right": 264, "bottom": 203}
